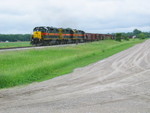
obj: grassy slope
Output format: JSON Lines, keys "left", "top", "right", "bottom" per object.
{"left": 0, "top": 42, "right": 30, "bottom": 48}
{"left": 0, "top": 39, "right": 145, "bottom": 88}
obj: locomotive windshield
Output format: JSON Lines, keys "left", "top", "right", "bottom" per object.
{"left": 33, "top": 27, "right": 47, "bottom": 32}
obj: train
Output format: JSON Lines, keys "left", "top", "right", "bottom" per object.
{"left": 31, "top": 26, "right": 114, "bottom": 46}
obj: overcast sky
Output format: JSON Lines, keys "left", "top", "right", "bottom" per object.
{"left": 0, "top": 0, "right": 150, "bottom": 34}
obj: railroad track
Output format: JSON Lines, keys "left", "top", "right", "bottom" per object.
{"left": 0, "top": 43, "right": 81, "bottom": 51}
{"left": 0, "top": 46, "right": 36, "bottom": 51}
{"left": 0, "top": 46, "right": 33, "bottom": 50}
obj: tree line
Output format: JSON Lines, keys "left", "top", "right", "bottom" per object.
{"left": 0, "top": 34, "right": 31, "bottom": 42}
{"left": 115, "top": 29, "right": 150, "bottom": 42}
{"left": 0, "top": 29, "right": 149, "bottom": 42}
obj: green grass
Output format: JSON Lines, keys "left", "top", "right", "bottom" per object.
{"left": 0, "top": 39, "right": 145, "bottom": 88}
{"left": 0, "top": 41, "right": 30, "bottom": 48}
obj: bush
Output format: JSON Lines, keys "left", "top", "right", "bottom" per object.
{"left": 123, "top": 35, "right": 129, "bottom": 41}
{"left": 137, "top": 33, "right": 146, "bottom": 39}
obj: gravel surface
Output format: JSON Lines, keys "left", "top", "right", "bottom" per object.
{"left": 0, "top": 40, "right": 150, "bottom": 113}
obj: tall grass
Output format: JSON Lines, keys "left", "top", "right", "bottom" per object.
{"left": 0, "top": 39, "right": 145, "bottom": 88}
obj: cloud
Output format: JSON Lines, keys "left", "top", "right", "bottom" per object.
{"left": 0, "top": 0, "right": 150, "bottom": 34}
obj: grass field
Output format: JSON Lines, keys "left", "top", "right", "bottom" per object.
{"left": 0, "top": 39, "right": 145, "bottom": 88}
{"left": 0, "top": 41, "right": 31, "bottom": 48}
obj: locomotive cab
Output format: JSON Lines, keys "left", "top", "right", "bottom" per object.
{"left": 31, "top": 27, "right": 47, "bottom": 45}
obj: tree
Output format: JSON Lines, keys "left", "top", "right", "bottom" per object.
{"left": 115, "top": 33, "right": 122, "bottom": 42}
{"left": 133, "top": 29, "right": 142, "bottom": 35}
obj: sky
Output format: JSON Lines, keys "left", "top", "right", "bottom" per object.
{"left": 0, "top": 0, "right": 150, "bottom": 34}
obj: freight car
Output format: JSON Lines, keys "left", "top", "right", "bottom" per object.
{"left": 31, "top": 26, "right": 113, "bottom": 46}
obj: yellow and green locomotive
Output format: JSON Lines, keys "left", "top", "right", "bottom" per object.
{"left": 31, "top": 26, "right": 85, "bottom": 46}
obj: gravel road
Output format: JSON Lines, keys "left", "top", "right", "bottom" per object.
{"left": 0, "top": 40, "right": 150, "bottom": 113}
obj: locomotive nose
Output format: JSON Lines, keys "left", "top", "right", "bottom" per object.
{"left": 33, "top": 31, "right": 42, "bottom": 39}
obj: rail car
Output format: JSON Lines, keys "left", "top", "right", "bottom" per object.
{"left": 31, "top": 26, "right": 113, "bottom": 46}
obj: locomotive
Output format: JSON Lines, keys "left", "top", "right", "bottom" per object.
{"left": 31, "top": 26, "right": 113, "bottom": 46}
